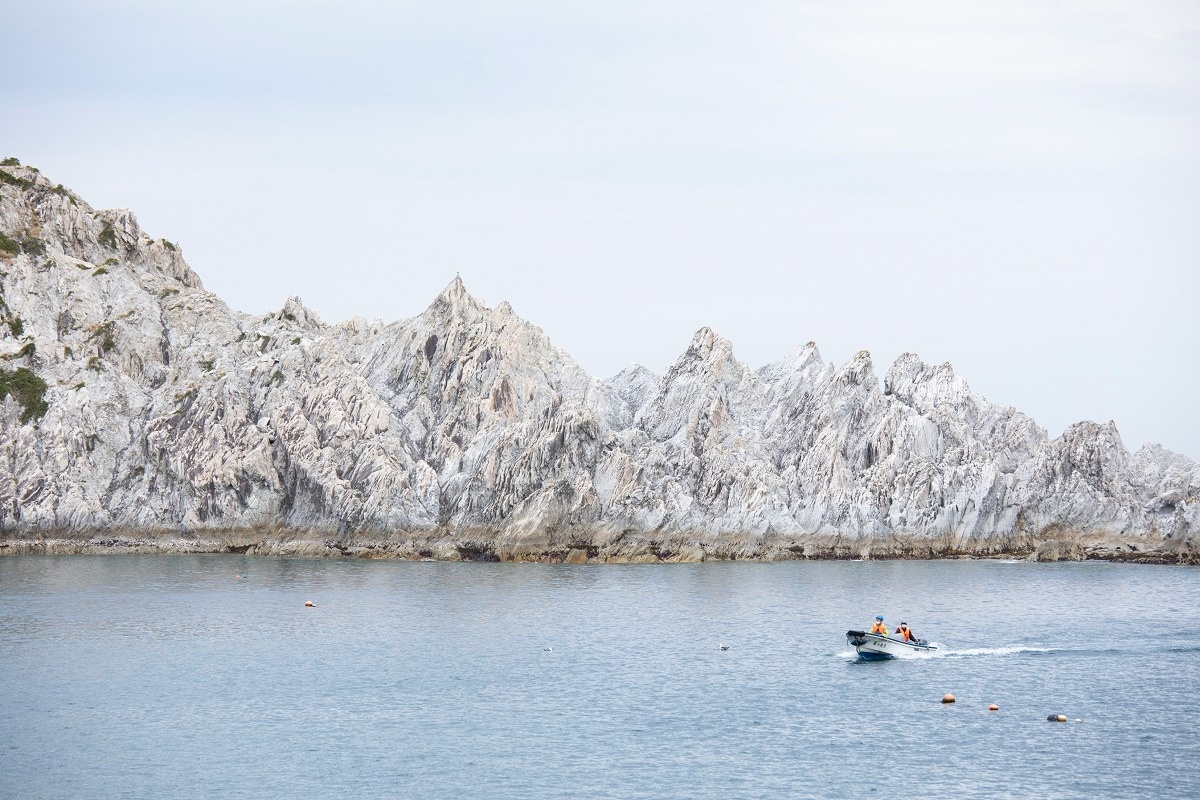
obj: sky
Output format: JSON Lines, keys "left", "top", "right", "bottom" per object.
{"left": 4, "top": 0, "right": 1199, "bottom": 456}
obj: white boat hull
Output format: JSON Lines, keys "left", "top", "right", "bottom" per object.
{"left": 846, "top": 630, "right": 937, "bottom": 660}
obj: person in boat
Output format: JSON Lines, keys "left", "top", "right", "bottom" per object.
{"left": 870, "top": 615, "right": 888, "bottom": 635}
{"left": 896, "top": 622, "right": 918, "bottom": 643}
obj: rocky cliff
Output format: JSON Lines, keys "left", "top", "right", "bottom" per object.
{"left": 1, "top": 160, "right": 1196, "bottom": 562}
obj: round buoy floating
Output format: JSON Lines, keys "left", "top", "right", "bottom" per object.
{"left": 988, "top": 704, "right": 999, "bottom": 711}
{"left": 304, "top": 600, "right": 315, "bottom": 608}
{"left": 1047, "top": 714, "right": 1068, "bottom": 722}
{"left": 941, "top": 694, "right": 956, "bottom": 704}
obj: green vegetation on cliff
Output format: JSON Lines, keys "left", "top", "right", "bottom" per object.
{"left": 0, "top": 366, "right": 49, "bottom": 423}
{"left": 98, "top": 222, "right": 117, "bottom": 249}
{"left": 0, "top": 169, "right": 31, "bottom": 189}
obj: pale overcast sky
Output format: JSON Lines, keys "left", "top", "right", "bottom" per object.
{"left": 5, "top": 1, "right": 1199, "bottom": 456}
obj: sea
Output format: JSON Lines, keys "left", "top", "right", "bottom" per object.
{"left": 1, "top": 556, "right": 1197, "bottom": 799}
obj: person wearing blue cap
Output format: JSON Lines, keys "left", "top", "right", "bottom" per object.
{"left": 869, "top": 615, "right": 888, "bottom": 635}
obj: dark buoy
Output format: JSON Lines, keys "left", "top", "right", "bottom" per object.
{"left": 941, "top": 694, "right": 956, "bottom": 704}
{"left": 1047, "top": 714, "right": 1067, "bottom": 722}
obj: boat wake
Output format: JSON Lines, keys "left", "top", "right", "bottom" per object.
{"left": 938, "top": 645, "right": 1058, "bottom": 658}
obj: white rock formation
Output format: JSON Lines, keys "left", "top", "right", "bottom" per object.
{"left": 0, "top": 160, "right": 1196, "bottom": 560}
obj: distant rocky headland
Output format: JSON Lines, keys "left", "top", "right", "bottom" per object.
{"left": 0, "top": 159, "right": 1196, "bottom": 564}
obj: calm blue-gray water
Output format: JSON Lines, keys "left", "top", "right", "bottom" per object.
{"left": 1, "top": 556, "right": 1197, "bottom": 799}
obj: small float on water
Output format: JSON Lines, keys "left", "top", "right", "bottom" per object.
{"left": 846, "top": 629, "right": 937, "bottom": 660}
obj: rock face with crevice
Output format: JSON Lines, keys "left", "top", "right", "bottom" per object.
{"left": 0, "top": 161, "right": 1196, "bottom": 562}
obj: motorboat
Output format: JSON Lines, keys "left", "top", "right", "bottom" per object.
{"left": 846, "top": 629, "right": 937, "bottom": 660}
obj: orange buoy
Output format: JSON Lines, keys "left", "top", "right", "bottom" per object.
{"left": 941, "top": 694, "right": 956, "bottom": 704}
{"left": 304, "top": 600, "right": 315, "bottom": 608}
{"left": 988, "top": 704, "right": 999, "bottom": 711}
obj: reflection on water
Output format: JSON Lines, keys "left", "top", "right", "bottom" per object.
{"left": 2, "top": 556, "right": 1198, "bottom": 799}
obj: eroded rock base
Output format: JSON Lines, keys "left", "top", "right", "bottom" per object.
{"left": 2, "top": 528, "right": 1194, "bottom": 565}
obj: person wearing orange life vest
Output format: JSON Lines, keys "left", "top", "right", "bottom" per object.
{"left": 896, "top": 622, "right": 918, "bottom": 643}
{"left": 869, "top": 615, "right": 888, "bottom": 635}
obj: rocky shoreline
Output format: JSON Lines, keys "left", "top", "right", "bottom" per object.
{"left": 1, "top": 527, "right": 1194, "bottom": 565}
{"left": 2, "top": 162, "right": 1198, "bottom": 554}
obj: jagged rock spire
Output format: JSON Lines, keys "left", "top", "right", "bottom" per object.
{"left": 434, "top": 274, "right": 483, "bottom": 311}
